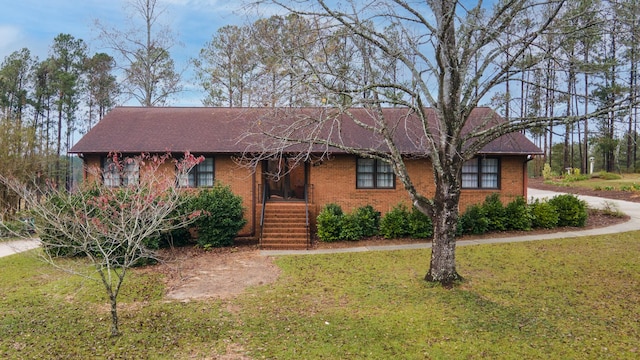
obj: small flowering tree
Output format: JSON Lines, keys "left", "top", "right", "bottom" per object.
{"left": 0, "top": 152, "right": 202, "bottom": 337}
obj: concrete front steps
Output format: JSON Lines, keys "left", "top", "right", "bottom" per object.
{"left": 260, "top": 202, "right": 309, "bottom": 250}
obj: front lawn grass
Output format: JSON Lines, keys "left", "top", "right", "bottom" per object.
{"left": 1, "top": 233, "right": 639, "bottom": 359}
{"left": 549, "top": 173, "right": 640, "bottom": 191}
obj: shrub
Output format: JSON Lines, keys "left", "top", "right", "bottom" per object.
{"left": 482, "top": 193, "right": 507, "bottom": 231}
{"left": 187, "top": 183, "right": 247, "bottom": 247}
{"left": 352, "top": 205, "right": 380, "bottom": 238}
{"left": 339, "top": 213, "right": 363, "bottom": 241}
{"left": 457, "top": 204, "right": 488, "bottom": 235}
{"left": 317, "top": 203, "right": 344, "bottom": 242}
{"left": 39, "top": 189, "right": 99, "bottom": 257}
{"left": 379, "top": 204, "right": 410, "bottom": 239}
{"left": 408, "top": 207, "right": 433, "bottom": 238}
{"left": 151, "top": 193, "right": 197, "bottom": 248}
{"left": 598, "top": 171, "right": 621, "bottom": 180}
{"left": 548, "top": 194, "right": 588, "bottom": 227}
{"left": 39, "top": 186, "right": 167, "bottom": 263}
{"left": 529, "top": 199, "right": 559, "bottom": 229}
{"left": 563, "top": 172, "right": 589, "bottom": 182}
{"left": 0, "top": 218, "right": 34, "bottom": 238}
{"left": 504, "top": 196, "right": 532, "bottom": 231}
{"left": 542, "top": 163, "right": 553, "bottom": 180}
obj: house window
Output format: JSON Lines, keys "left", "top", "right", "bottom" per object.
{"left": 102, "top": 157, "right": 139, "bottom": 187}
{"left": 356, "top": 158, "right": 395, "bottom": 189}
{"left": 178, "top": 157, "right": 215, "bottom": 188}
{"left": 462, "top": 157, "right": 499, "bottom": 189}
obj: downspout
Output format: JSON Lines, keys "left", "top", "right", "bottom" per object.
{"left": 78, "top": 153, "right": 86, "bottom": 182}
{"left": 524, "top": 155, "right": 535, "bottom": 199}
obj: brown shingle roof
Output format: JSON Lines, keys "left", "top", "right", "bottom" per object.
{"left": 69, "top": 106, "right": 543, "bottom": 156}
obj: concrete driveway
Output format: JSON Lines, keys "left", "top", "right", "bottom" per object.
{"left": 527, "top": 188, "right": 640, "bottom": 235}
{"left": 0, "top": 239, "right": 40, "bottom": 259}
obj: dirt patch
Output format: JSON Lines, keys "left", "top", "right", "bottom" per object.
{"left": 150, "top": 246, "right": 280, "bottom": 301}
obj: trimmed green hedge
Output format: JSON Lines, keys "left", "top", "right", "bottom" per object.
{"left": 315, "top": 193, "right": 588, "bottom": 242}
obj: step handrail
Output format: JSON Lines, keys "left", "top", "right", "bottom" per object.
{"left": 304, "top": 182, "right": 310, "bottom": 249}
{"left": 259, "top": 181, "right": 268, "bottom": 248}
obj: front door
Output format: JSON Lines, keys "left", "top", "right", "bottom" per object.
{"left": 264, "top": 158, "right": 306, "bottom": 200}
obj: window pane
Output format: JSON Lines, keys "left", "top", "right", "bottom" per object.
{"left": 198, "top": 172, "right": 214, "bottom": 187}
{"left": 103, "top": 159, "right": 120, "bottom": 187}
{"left": 462, "top": 159, "right": 478, "bottom": 173}
{"left": 184, "top": 156, "right": 215, "bottom": 187}
{"left": 357, "top": 159, "right": 375, "bottom": 188}
{"left": 377, "top": 172, "right": 394, "bottom": 188}
{"left": 481, "top": 158, "right": 498, "bottom": 188}
{"left": 481, "top": 174, "right": 498, "bottom": 188}
{"left": 200, "top": 158, "right": 214, "bottom": 172}
{"left": 177, "top": 173, "right": 190, "bottom": 187}
{"left": 187, "top": 172, "right": 196, "bottom": 187}
{"left": 357, "top": 173, "right": 374, "bottom": 188}
{"left": 122, "top": 161, "right": 139, "bottom": 186}
{"left": 461, "top": 159, "right": 479, "bottom": 188}
{"left": 462, "top": 173, "right": 478, "bottom": 188}
{"left": 482, "top": 158, "right": 498, "bottom": 173}
{"left": 357, "top": 159, "right": 374, "bottom": 172}
{"left": 377, "top": 161, "right": 394, "bottom": 188}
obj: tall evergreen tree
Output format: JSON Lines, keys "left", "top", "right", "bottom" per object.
{"left": 48, "top": 33, "right": 87, "bottom": 187}
{"left": 84, "top": 53, "right": 119, "bottom": 132}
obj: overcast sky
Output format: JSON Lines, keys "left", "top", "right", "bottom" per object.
{"left": 0, "top": 0, "right": 259, "bottom": 106}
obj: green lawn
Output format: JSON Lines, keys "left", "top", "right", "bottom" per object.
{"left": 1, "top": 233, "right": 639, "bottom": 359}
{"left": 548, "top": 173, "right": 640, "bottom": 191}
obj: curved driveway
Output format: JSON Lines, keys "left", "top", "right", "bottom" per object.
{"left": 0, "top": 238, "right": 40, "bottom": 258}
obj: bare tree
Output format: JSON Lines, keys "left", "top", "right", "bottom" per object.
{"left": 95, "top": 0, "right": 181, "bottom": 106}
{"left": 0, "top": 153, "right": 202, "bottom": 336}
{"left": 246, "top": 0, "right": 629, "bottom": 285}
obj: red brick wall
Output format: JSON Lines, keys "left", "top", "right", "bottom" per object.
{"left": 309, "top": 155, "right": 528, "bottom": 215}
{"left": 81, "top": 154, "right": 257, "bottom": 237}
{"left": 82, "top": 153, "right": 529, "bottom": 239}
{"left": 215, "top": 157, "right": 256, "bottom": 236}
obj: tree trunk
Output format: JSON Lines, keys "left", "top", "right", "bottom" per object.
{"left": 109, "top": 293, "right": 119, "bottom": 337}
{"left": 425, "top": 171, "right": 462, "bottom": 285}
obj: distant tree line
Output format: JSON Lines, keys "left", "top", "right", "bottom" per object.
{"left": 194, "top": 1, "right": 640, "bottom": 176}
{"left": 0, "top": 0, "right": 180, "bottom": 214}
{"left": 0, "top": 36, "right": 118, "bottom": 214}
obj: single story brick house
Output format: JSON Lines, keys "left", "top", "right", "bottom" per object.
{"left": 69, "top": 106, "right": 542, "bottom": 249}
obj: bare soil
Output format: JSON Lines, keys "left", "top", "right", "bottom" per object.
{"left": 145, "top": 181, "right": 630, "bottom": 302}
{"left": 151, "top": 243, "right": 278, "bottom": 301}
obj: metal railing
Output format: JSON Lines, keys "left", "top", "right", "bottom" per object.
{"left": 304, "top": 182, "right": 311, "bottom": 249}
{"left": 259, "top": 182, "right": 268, "bottom": 248}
